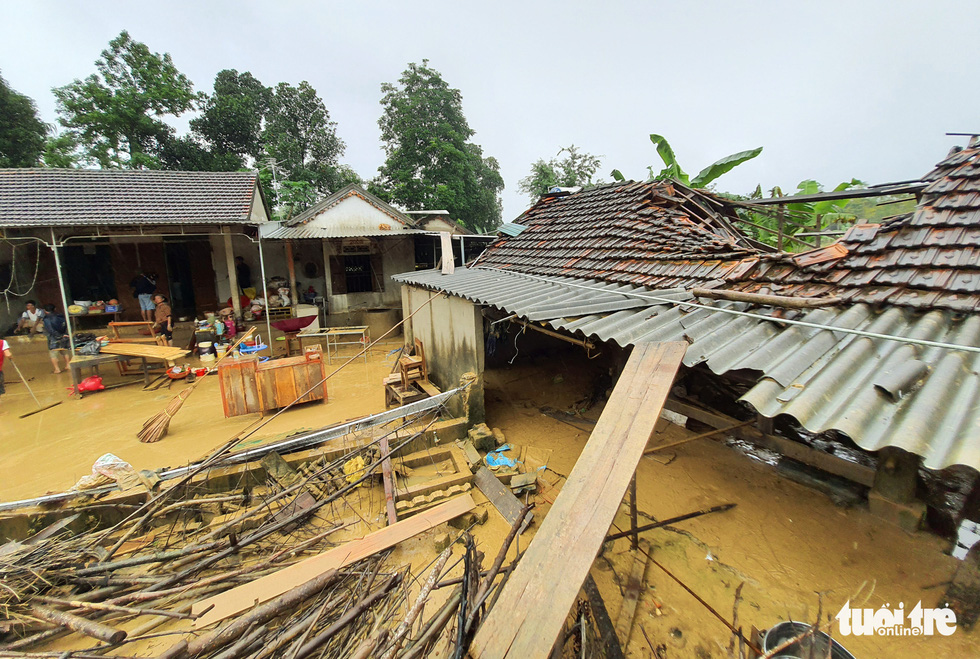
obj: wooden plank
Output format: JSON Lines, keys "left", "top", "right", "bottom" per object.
{"left": 582, "top": 574, "right": 625, "bottom": 659}
{"left": 417, "top": 380, "right": 441, "bottom": 397}
{"left": 474, "top": 466, "right": 527, "bottom": 527}
{"left": 192, "top": 493, "right": 476, "bottom": 628}
{"left": 663, "top": 398, "right": 876, "bottom": 487}
{"left": 228, "top": 364, "right": 246, "bottom": 417}
{"left": 469, "top": 342, "right": 686, "bottom": 659}
{"left": 380, "top": 435, "right": 398, "bottom": 525}
{"left": 614, "top": 540, "right": 651, "bottom": 646}
{"left": 242, "top": 360, "right": 261, "bottom": 413}
{"left": 100, "top": 343, "right": 188, "bottom": 360}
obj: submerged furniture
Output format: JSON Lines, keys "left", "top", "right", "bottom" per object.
{"left": 217, "top": 345, "right": 328, "bottom": 417}
{"left": 323, "top": 326, "right": 370, "bottom": 364}
{"left": 69, "top": 354, "right": 151, "bottom": 398}
{"left": 107, "top": 321, "right": 169, "bottom": 376}
{"left": 383, "top": 339, "right": 436, "bottom": 408}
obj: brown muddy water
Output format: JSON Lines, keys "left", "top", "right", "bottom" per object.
{"left": 2, "top": 332, "right": 974, "bottom": 657}
{"left": 0, "top": 330, "right": 402, "bottom": 502}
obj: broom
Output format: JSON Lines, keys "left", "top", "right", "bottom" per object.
{"left": 138, "top": 327, "right": 257, "bottom": 443}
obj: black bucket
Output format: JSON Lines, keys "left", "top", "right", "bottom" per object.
{"left": 763, "top": 621, "right": 855, "bottom": 659}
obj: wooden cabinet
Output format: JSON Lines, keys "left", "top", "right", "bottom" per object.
{"left": 218, "top": 346, "right": 328, "bottom": 417}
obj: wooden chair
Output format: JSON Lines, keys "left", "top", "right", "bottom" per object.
{"left": 398, "top": 339, "right": 428, "bottom": 388}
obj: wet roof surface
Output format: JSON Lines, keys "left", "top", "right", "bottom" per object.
{"left": 0, "top": 169, "right": 262, "bottom": 227}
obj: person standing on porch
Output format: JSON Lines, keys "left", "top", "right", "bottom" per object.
{"left": 235, "top": 256, "right": 252, "bottom": 291}
{"left": 152, "top": 294, "right": 173, "bottom": 346}
{"left": 130, "top": 272, "right": 157, "bottom": 322}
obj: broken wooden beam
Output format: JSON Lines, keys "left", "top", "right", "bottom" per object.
{"left": 474, "top": 466, "right": 529, "bottom": 528}
{"left": 192, "top": 493, "right": 476, "bottom": 628}
{"left": 469, "top": 341, "right": 687, "bottom": 658}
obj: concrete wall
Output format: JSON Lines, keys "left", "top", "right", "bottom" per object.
{"left": 322, "top": 236, "right": 414, "bottom": 313}
{"left": 402, "top": 284, "right": 485, "bottom": 423}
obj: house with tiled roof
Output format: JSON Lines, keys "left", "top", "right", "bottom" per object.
{"left": 393, "top": 139, "right": 980, "bottom": 531}
{"left": 0, "top": 168, "right": 270, "bottom": 331}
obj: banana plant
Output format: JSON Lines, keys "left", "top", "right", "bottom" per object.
{"left": 611, "top": 134, "right": 763, "bottom": 188}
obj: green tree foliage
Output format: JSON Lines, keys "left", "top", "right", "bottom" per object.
{"left": 261, "top": 81, "right": 355, "bottom": 214}
{"left": 0, "top": 72, "right": 47, "bottom": 167}
{"left": 517, "top": 145, "right": 603, "bottom": 201}
{"left": 372, "top": 61, "right": 504, "bottom": 233}
{"left": 191, "top": 69, "right": 270, "bottom": 166}
{"left": 42, "top": 132, "right": 81, "bottom": 168}
{"left": 156, "top": 134, "right": 242, "bottom": 172}
{"left": 52, "top": 30, "right": 198, "bottom": 169}
{"left": 612, "top": 134, "right": 762, "bottom": 188}
{"left": 739, "top": 179, "right": 865, "bottom": 251}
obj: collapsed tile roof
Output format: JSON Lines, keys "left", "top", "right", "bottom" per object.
{"left": 475, "top": 144, "right": 980, "bottom": 312}
{"left": 398, "top": 140, "right": 980, "bottom": 472}
{"left": 0, "top": 169, "right": 264, "bottom": 227}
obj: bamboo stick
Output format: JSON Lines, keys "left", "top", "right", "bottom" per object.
{"left": 29, "top": 605, "right": 127, "bottom": 645}
{"left": 644, "top": 420, "right": 753, "bottom": 454}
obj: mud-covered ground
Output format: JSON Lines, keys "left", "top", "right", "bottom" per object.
{"left": 0, "top": 330, "right": 974, "bottom": 657}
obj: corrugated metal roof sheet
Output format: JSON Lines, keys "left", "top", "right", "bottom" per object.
{"left": 393, "top": 266, "right": 980, "bottom": 472}
{"left": 0, "top": 169, "right": 263, "bottom": 227}
{"left": 265, "top": 225, "right": 425, "bottom": 239}
{"left": 497, "top": 222, "right": 527, "bottom": 237}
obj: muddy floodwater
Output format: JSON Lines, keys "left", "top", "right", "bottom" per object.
{"left": 0, "top": 331, "right": 401, "bottom": 502}
{"left": 1, "top": 333, "right": 975, "bottom": 657}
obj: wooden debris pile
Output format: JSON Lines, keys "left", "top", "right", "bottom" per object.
{"left": 0, "top": 413, "right": 531, "bottom": 658}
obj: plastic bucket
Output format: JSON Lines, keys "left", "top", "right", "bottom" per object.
{"left": 763, "top": 622, "right": 855, "bottom": 659}
{"left": 215, "top": 344, "right": 229, "bottom": 358}
{"left": 198, "top": 341, "right": 214, "bottom": 357}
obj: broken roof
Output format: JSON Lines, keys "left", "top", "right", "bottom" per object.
{"left": 474, "top": 180, "right": 766, "bottom": 282}
{"left": 0, "top": 169, "right": 267, "bottom": 227}
{"left": 396, "top": 140, "right": 980, "bottom": 472}
{"left": 474, "top": 144, "right": 980, "bottom": 313}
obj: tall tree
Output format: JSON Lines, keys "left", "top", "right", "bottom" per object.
{"left": 372, "top": 60, "right": 504, "bottom": 233}
{"left": 0, "top": 72, "right": 47, "bottom": 167}
{"left": 518, "top": 144, "right": 602, "bottom": 200}
{"left": 52, "top": 30, "right": 198, "bottom": 169}
{"left": 261, "top": 81, "right": 355, "bottom": 215}
{"left": 191, "top": 69, "right": 270, "bottom": 167}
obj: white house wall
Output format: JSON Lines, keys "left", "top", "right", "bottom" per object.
{"left": 303, "top": 194, "right": 413, "bottom": 234}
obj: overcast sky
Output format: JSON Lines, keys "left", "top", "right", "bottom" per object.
{"left": 2, "top": 1, "right": 978, "bottom": 223}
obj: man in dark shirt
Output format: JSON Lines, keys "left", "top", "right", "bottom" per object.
{"left": 235, "top": 256, "right": 252, "bottom": 291}
{"left": 131, "top": 272, "right": 157, "bottom": 322}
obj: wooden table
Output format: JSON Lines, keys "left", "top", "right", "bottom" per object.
{"left": 323, "top": 326, "right": 369, "bottom": 364}
{"left": 69, "top": 354, "right": 151, "bottom": 398}
{"left": 69, "top": 310, "right": 123, "bottom": 330}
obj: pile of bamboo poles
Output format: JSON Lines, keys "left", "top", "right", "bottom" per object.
{"left": 0, "top": 397, "right": 526, "bottom": 658}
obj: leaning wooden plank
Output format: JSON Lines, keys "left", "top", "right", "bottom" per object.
{"left": 469, "top": 342, "right": 686, "bottom": 658}
{"left": 614, "top": 540, "right": 651, "bottom": 646}
{"left": 474, "top": 466, "right": 527, "bottom": 527}
{"left": 192, "top": 493, "right": 476, "bottom": 628}
{"left": 582, "top": 574, "right": 625, "bottom": 659}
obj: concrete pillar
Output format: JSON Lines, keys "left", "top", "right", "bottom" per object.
{"left": 321, "top": 239, "right": 332, "bottom": 315}
{"left": 869, "top": 447, "right": 925, "bottom": 532}
{"left": 223, "top": 227, "right": 241, "bottom": 318}
{"left": 400, "top": 285, "right": 413, "bottom": 346}
{"left": 285, "top": 240, "right": 298, "bottom": 312}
